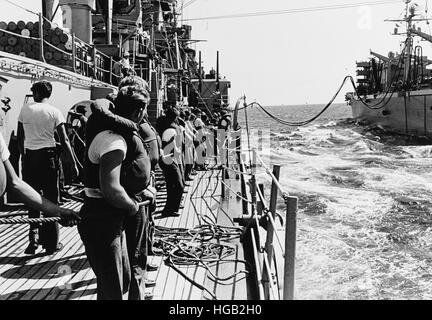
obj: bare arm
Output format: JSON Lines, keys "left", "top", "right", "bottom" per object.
{"left": 99, "top": 150, "right": 138, "bottom": 214}
{"left": 4, "top": 159, "right": 80, "bottom": 225}
{"left": 17, "top": 122, "right": 24, "bottom": 156}
{"left": 56, "top": 123, "right": 79, "bottom": 175}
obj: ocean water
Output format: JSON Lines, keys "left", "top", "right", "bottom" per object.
{"left": 238, "top": 103, "right": 432, "bottom": 300}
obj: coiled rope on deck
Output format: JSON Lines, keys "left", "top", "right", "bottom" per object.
{"left": 153, "top": 167, "right": 251, "bottom": 300}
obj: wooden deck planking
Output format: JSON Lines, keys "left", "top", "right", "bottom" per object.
{"left": 159, "top": 173, "right": 198, "bottom": 300}
{"left": 179, "top": 172, "right": 202, "bottom": 300}
{"left": 0, "top": 223, "right": 75, "bottom": 288}
{"left": 0, "top": 165, "right": 248, "bottom": 300}
{"left": 180, "top": 173, "right": 200, "bottom": 300}
{"left": 172, "top": 176, "right": 195, "bottom": 301}
{"left": 45, "top": 255, "right": 93, "bottom": 300}
{"left": 149, "top": 183, "right": 170, "bottom": 300}
{"left": 0, "top": 229, "right": 76, "bottom": 299}
{"left": 202, "top": 173, "right": 233, "bottom": 300}
{"left": 0, "top": 223, "right": 26, "bottom": 245}
{"left": 190, "top": 170, "right": 214, "bottom": 300}
{"left": 188, "top": 170, "right": 207, "bottom": 300}
{"left": 0, "top": 222, "right": 80, "bottom": 299}
{"left": 75, "top": 267, "right": 97, "bottom": 300}
{"left": 0, "top": 225, "right": 27, "bottom": 258}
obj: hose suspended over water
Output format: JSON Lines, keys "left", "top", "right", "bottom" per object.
{"left": 237, "top": 38, "right": 410, "bottom": 127}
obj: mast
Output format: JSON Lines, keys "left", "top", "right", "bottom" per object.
{"left": 106, "top": 0, "right": 113, "bottom": 45}
{"left": 216, "top": 50, "right": 220, "bottom": 91}
{"left": 404, "top": 0, "right": 413, "bottom": 84}
{"left": 199, "top": 50, "right": 202, "bottom": 92}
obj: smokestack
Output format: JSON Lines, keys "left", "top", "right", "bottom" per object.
{"left": 59, "top": 0, "right": 96, "bottom": 43}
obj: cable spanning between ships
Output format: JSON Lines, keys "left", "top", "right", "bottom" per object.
{"left": 243, "top": 40, "right": 409, "bottom": 127}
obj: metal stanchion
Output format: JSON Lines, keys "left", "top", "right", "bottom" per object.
{"left": 283, "top": 196, "right": 298, "bottom": 300}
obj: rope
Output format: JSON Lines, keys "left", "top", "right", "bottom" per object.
{"left": 182, "top": 1, "right": 401, "bottom": 21}
{"left": 221, "top": 165, "right": 253, "bottom": 176}
{"left": 43, "top": 40, "right": 73, "bottom": 57}
{"left": 244, "top": 100, "right": 253, "bottom": 169}
{"left": 155, "top": 166, "right": 249, "bottom": 299}
{"left": 153, "top": 223, "right": 248, "bottom": 296}
{"left": 236, "top": 39, "right": 409, "bottom": 128}
{"left": 0, "top": 216, "right": 62, "bottom": 224}
{"left": 221, "top": 180, "right": 253, "bottom": 203}
{"left": 0, "top": 0, "right": 39, "bottom": 16}
{"left": 0, "top": 27, "right": 40, "bottom": 41}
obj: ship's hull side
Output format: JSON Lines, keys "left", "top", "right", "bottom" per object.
{"left": 350, "top": 90, "right": 432, "bottom": 138}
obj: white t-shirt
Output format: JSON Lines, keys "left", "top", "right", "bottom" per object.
{"left": 193, "top": 118, "right": 204, "bottom": 129}
{"left": 0, "top": 133, "right": 10, "bottom": 162}
{"left": 162, "top": 128, "right": 177, "bottom": 143}
{"left": 18, "top": 102, "right": 65, "bottom": 150}
{"left": 88, "top": 130, "right": 127, "bottom": 164}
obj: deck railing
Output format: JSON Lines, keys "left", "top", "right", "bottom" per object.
{"left": 226, "top": 96, "right": 298, "bottom": 300}
{"left": 0, "top": 13, "right": 136, "bottom": 86}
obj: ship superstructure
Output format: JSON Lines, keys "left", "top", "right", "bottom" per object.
{"left": 347, "top": 0, "right": 432, "bottom": 138}
{"left": 0, "top": 0, "right": 297, "bottom": 302}
{"left": 0, "top": 0, "right": 229, "bottom": 145}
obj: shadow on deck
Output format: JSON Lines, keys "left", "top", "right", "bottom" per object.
{"left": 0, "top": 167, "right": 252, "bottom": 300}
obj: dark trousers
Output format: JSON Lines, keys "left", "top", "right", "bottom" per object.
{"left": 125, "top": 206, "right": 149, "bottom": 300}
{"left": 184, "top": 146, "right": 194, "bottom": 180}
{"left": 23, "top": 148, "right": 60, "bottom": 251}
{"left": 78, "top": 208, "right": 131, "bottom": 300}
{"left": 185, "top": 163, "right": 193, "bottom": 180}
{"left": 160, "top": 161, "right": 184, "bottom": 213}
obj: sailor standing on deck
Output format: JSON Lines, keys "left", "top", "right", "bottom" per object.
{"left": 0, "top": 132, "right": 79, "bottom": 227}
{"left": 78, "top": 84, "right": 152, "bottom": 300}
{"left": 17, "top": 81, "right": 79, "bottom": 255}
{"left": 114, "top": 76, "right": 160, "bottom": 269}
{"left": 158, "top": 105, "right": 185, "bottom": 217}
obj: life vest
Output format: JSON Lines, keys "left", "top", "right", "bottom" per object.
{"left": 83, "top": 99, "right": 151, "bottom": 204}
{"left": 138, "top": 121, "right": 160, "bottom": 170}
{"left": 161, "top": 123, "right": 181, "bottom": 164}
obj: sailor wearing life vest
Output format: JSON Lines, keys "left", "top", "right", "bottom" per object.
{"left": 158, "top": 105, "right": 185, "bottom": 217}
{"left": 78, "top": 83, "right": 152, "bottom": 300}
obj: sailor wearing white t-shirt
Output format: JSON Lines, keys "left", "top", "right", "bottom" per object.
{"left": 78, "top": 86, "right": 151, "bottom": 300}
{"left": 158, "top": 106, "right": 184, "bottom": 217}
{"left": 17, "top": 81, "right": 79, "bottom": 255}
{"left": 0, "top": 132, "right": 79, "bottom": 229}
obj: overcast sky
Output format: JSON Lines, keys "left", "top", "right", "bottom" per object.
{"left": 1, "top": 0, "right": 431, "bottom": 105}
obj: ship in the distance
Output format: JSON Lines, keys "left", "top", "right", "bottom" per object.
{"left": 346, "top": 0, "right": 432, "bottom": 138}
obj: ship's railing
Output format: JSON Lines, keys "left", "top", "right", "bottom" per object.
{"left": 224, "top": 97, "right": 298, "bottom": 300}
{"left": 0, "top": 12, "right": 126, "bottom": 87}
{"left": 253, "top": 150, "right": 297, "bottom": 300}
